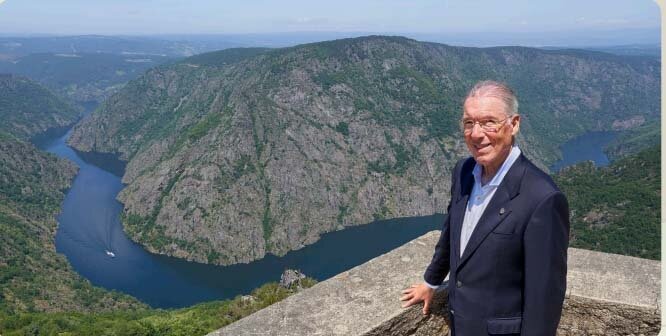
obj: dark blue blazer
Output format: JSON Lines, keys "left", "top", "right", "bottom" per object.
{"left": 424, "top": 154, "right": 570, "bottom": 335}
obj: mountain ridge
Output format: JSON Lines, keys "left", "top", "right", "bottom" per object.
{"left": 68, "top": 35, "right": 660, "bottom": 265}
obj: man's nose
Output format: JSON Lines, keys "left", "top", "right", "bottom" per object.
{"left": 470, "top": 123, "right": 485, "bottom": 139}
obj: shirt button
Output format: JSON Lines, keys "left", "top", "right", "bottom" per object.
{"left": 456, "top": 280, "right": 463, "bottom": 288}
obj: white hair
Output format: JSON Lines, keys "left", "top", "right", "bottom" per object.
{"left": 465, "top": 80, "right": 519, "bottom": 116}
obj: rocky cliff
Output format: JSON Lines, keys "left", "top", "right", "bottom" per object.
{"left": 67, "top": 36, "right": 660, "bottom": 265}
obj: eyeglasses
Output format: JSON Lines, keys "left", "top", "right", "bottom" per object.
{"left": 461, "top": 115, "right": 513, "bottom": 134}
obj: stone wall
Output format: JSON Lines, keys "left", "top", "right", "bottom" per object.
{"left": 209, "top": 231, "right": 661, "bottom": 336}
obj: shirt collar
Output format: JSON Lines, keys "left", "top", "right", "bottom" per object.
{"left": 472, "top": 145, "right": 522, "bottom": 188}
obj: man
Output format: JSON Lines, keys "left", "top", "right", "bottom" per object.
{"left": 400, "top": 80, "right": 570, "bottom": 335}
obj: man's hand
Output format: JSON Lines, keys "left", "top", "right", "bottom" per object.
{"left": 400, "top": 283, "right": 435, "bottom": 315}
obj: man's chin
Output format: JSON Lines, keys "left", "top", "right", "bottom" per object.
{"left": 471, "top": 152, "right": 483, "bottom": 161}
{"left": 473, "top": 155, "right": 493, "bottom": 166}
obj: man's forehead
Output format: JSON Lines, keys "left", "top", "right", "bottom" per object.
{"left": 463, "top": 96, "right": 509, "bottom": 118}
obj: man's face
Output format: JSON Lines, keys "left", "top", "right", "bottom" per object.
{"left": 462, "top": 96, "right": 520, "bottom": 171}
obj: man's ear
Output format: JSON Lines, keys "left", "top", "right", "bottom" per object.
{"left": 511, "top": 115, "right": 521, "bottom": 136}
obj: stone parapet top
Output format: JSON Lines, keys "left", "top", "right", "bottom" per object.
{"left": 209, "top": 230, "right": 660, "bottom": 336}
{"left": 566, "top": 247, "right": 660, "bottom": 308}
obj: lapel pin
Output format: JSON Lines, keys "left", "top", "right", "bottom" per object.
{"left": 500, "top": 208, "right": 505, "bottom": 215}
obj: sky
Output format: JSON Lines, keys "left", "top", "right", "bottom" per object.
{"left": 0, "top": 0, "right": 660, "bottom": 36}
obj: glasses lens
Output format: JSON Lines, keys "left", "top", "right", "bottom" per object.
{"left": 462, "top": 116, "right": 512, "bottom": 133}
{"left": 481, "top": 120, "right": 499, "bottom": 131}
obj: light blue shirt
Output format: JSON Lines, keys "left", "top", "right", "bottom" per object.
{"left": 425, "top": 145, "right": 522, "bottom": 289}
{"left": 460, "top": 145, "right": 522, "bottom": 257}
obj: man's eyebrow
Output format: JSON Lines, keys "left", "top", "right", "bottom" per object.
{"left": 462, "top": 115, "right": 501, "bottom": 120}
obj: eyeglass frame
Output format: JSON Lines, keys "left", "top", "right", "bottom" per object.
{"left": 460, "top": 115, "right": 515, "bottom": 134}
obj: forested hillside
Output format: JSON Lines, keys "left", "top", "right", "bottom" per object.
{"left": 0, "top": 133, "right": 143, "bottom": 314}
{"left": 604, "top": 122, "right": 660, "bottom": 161}
{"left": 555, "top": 145, "right": 660, "bottom": 260}
{"left": 0, "top": 280, "right": 314, "bottom": 335}
{"left": 0, "top": 76, "right": 142, "bottom": 314}
{"left": 0, "top": 74, "right": 80, "bottom": 140}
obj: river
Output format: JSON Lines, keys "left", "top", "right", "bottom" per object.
{"left": 38, "top": 129, "right": 441, "bottom": 308}
{"left": 549, "top": 131, "right": 617, "bottom": 172}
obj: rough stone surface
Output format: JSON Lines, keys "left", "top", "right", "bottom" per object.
{"left": 558, "top": 295, "right": 660, "bottom": 336}
{"left": 566, "top": 248, "right": 660, "bottom": 308}
{"left": 209, "top": 231, "right": 661, "bottom": 336}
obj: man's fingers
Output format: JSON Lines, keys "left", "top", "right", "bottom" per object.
{"left": 401, "top": 284, "right": 419, "bottom": 294}
{"left": 400, "top": 283, "right": 430, "bottom": 309}
{"left": 401, "top": 297, "right": 418, "bottom": 308}
{"left": 399, "top": 292, "right": 413, "bottom": 302}
{"left": 422, "top": 299, "right": 431, "bottom": 315}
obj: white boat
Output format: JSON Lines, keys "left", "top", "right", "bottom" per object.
{"left": 105, "top": 250, "right": 115, "bottom": 258}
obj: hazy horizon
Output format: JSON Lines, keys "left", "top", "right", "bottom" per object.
{"left": 0, "top": 0, "right": 659, "bottom": 47}
{"left": 0, "top": 29, "right": 660, "bottom": 50}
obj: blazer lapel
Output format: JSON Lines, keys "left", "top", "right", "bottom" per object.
{"left": 450, "top": 194, "right": 468, "bottom": 263}
{"left": 450, "top": 161, "right": 474, "bottom": 265}
{"left": 456, "top": 154, "right": 527, "bottom": 271}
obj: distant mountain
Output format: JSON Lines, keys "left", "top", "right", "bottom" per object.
{"left": 409, "top": 28, "right": 661, "bottom": 48}
{"left": 575, "top": 45, "right": 660, "bottom": 58}
{"left": 0, "top": 53, "right": 175, "bottom": 104}
{"left": 0, "top": 35, "right": 243, "bottom": 58}
{"left": 3, "top": 29, "right": 658, "bottom": 56}
{"left": 541, "top": 44, "right": 661, "bottom": 58}
{"left": 555, "top": 145, "right": 660, "bottom": 260}
{"left": 0, "top": 74, "right": 81, "bottom": 140}
{"left": 68, "top": 36, "right": 660, "bottom": 265}
{"left": 0, "top": 33, "right": 382, "bottom": 59}
{"left": 180, "top": 48, "right": 270, "bottom": 67}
